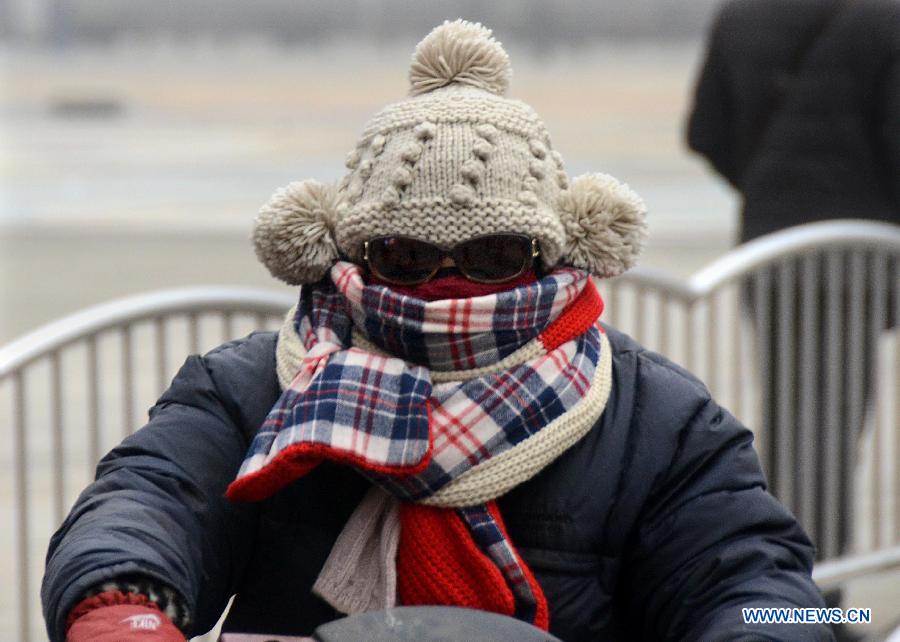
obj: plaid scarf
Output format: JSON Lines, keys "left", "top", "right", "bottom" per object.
{"left": 227, "top": 262, "right": 611, "bottom": 630}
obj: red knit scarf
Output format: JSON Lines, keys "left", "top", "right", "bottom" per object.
{"left": 399, "top": 503, "right": 549, "bottom": 628}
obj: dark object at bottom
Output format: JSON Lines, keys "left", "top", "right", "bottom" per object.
{"left": 313, "top": 607, "right": 561, "bottom": 642}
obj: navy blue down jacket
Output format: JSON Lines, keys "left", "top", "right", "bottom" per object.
{"left": 42, "top": 326, "right": 832, "bottom": 641}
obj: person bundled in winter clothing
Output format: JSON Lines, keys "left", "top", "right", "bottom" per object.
{"left": 44, "top": 21, "right": 833, "bottom": 642}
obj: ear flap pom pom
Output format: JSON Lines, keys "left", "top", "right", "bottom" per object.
{"left": 559, "top": 173, "right": 648, "bottom": 278}
{"left": 253, "top": 180, "right": 340, "bottom": 285}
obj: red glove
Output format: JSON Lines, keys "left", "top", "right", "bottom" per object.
{"left": 66, "top": 591, "right": 185, "bottom": 642}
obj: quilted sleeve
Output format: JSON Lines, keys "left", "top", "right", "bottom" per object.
{"left": 620, "top": 357, "right": 833, "bottom": 641}
{"left": 41, "top": 335, "right": 278, "bottom": 641}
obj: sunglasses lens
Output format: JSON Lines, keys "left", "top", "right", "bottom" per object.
{"left": 367, "top": 237, "right": 442, "bottom": 284}
{"left": 453, "top": 234, "right": 533, "bottom": 283}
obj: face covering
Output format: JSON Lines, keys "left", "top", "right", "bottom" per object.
{"left": 367, "top": 267, "right": 540, "bottom": 301}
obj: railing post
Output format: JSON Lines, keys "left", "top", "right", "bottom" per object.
{"left": 775, "top": 259, "right": 796, "bottom": 513}
{"left": 869, "top": 251, "right": 889, "bottom": 547}
{"left": 13, "top": 372, "right": 30, "bottom": 642}
{"left": 188, "top": 312, "right": 201, "bottom": 355}
{"left": 731, "top": 285, "right": 745, "bottom": 421}
{"left": 51, "top": 350, "right": 65, "bottom": 526}
{"left": 122, "top": 325, "right": 134, "bottom": 439}
{"left": 822, "top": 251, "right": 844, "bottom": 559}
{"left": 797, "top": 254, "right": 819, "bottom": 543}
{"left": 87, "top": 334, "right": 101, "bottom": 474}
{"left": 752, "top": 268, "right": 773, "bottom": 482}
{"left": 155, "top": 317, "right": 168, "bottom": 396}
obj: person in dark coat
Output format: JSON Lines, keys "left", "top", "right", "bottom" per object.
{"left": 687, "top": 0, "right": 900, "bottom": 243}
{"left": 44, "top": 21, "right": 832, "bottom": 642}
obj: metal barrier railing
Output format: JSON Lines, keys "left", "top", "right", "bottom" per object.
{"left": 0, "top": 287, "right": 294, "bottom": 642}
{"left": 600, "top": 221, "right": 899, "bottom": 564}
{"left": 0, "top": 220, "right": 897, "bottom": 640}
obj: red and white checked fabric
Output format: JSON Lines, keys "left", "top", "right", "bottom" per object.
{"left": 227, "top": 262, "right": 602, "bottom": 502}
{"left": 227, "top": 263, "right": 609, "bottom": 630}
{"left": 338, "top": 261, "right": 587, "bottom": 371}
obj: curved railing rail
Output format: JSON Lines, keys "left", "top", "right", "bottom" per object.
{"left": 1, "top": 220, "right": 897, "bottom": 641}
{"left": 620, "top": 220, "right": 900, "bottom": 299}
{"left": 0, "top": 287, "right": 295, "bottom": 378}
{"left": 813, "top": 544, "right": 900, "bottom": 590}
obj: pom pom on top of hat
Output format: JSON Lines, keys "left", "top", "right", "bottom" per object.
{"left": 409, "top": 20, "right": 512, "bottom": 96}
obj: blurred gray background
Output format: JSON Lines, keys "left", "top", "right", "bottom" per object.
{"left": 0, "top": 0, "right": 737, "bottom": 343}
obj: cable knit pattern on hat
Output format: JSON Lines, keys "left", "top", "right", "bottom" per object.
{"left": 334, "top": 84, "right": 568, "bottom": 268}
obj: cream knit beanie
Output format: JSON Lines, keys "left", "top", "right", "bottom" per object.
{"left": 254, "top": 20, "right": 648, "bottom": 285}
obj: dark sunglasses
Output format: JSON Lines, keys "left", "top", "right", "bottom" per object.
{"left": 363, "top": 233, "right": 540, "bottom": 286}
